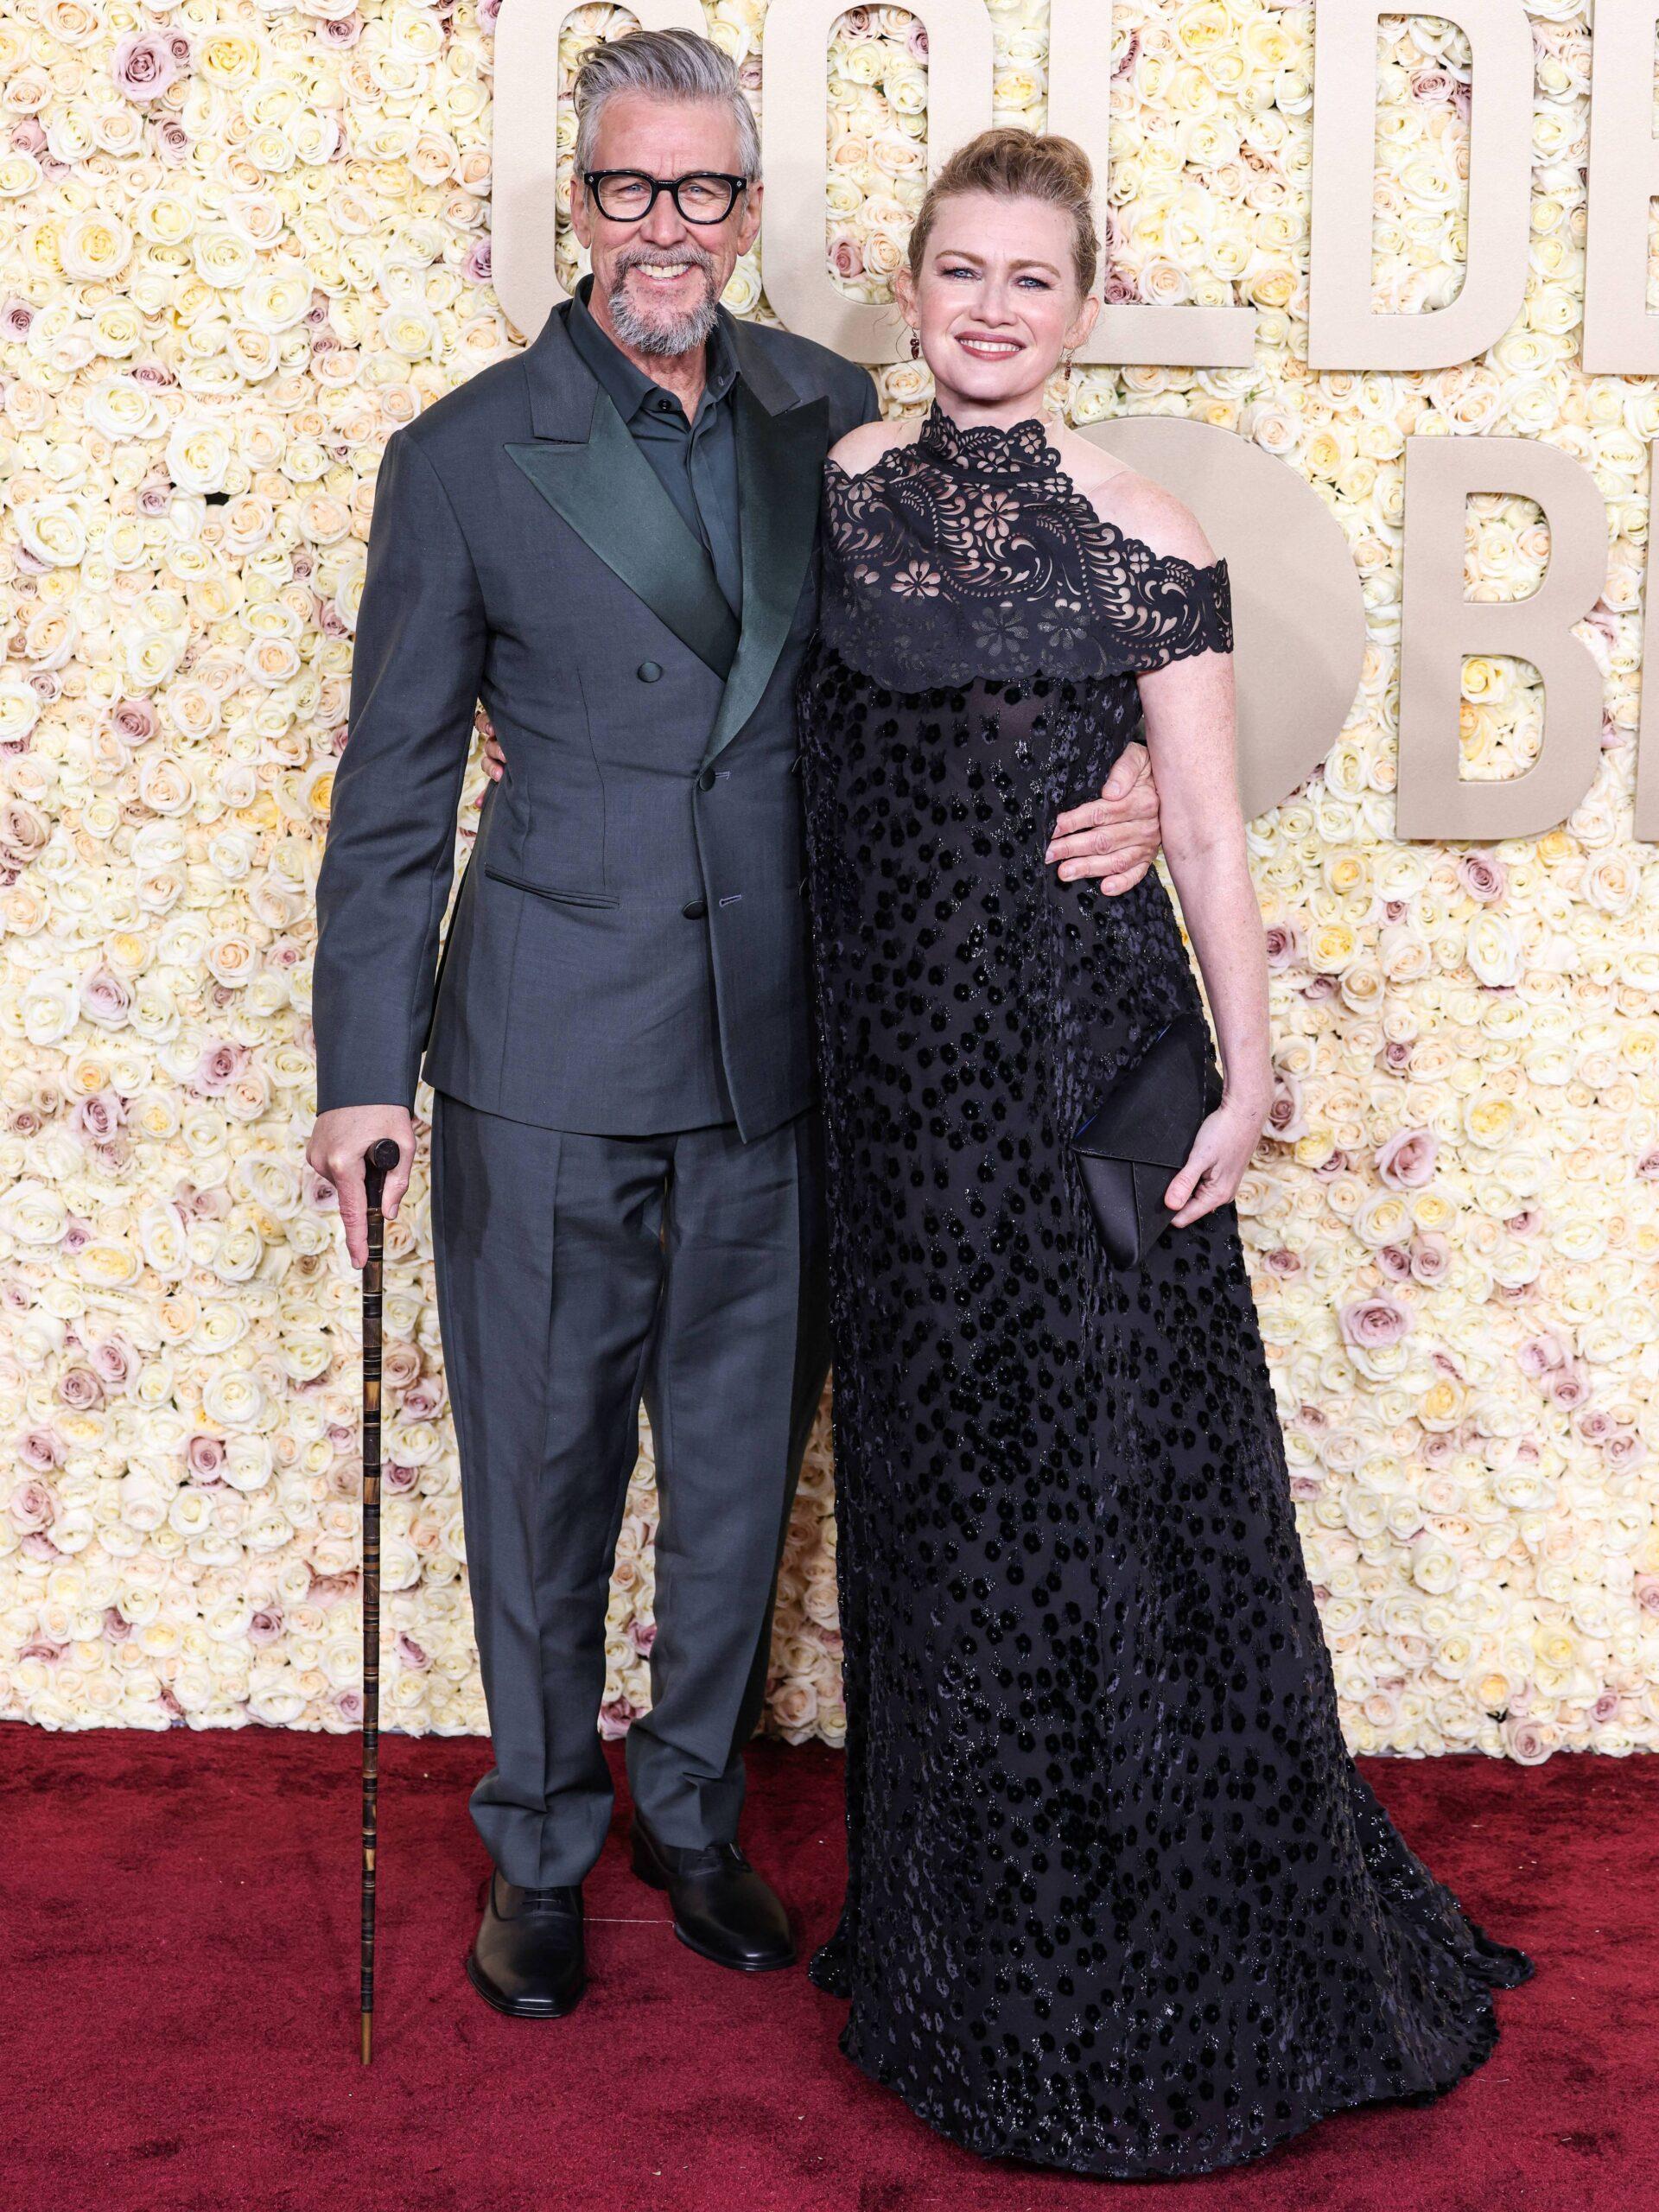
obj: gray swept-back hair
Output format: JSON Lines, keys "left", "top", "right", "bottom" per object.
{"left": 573, "top": 28, "right": 761, "bottom": 182}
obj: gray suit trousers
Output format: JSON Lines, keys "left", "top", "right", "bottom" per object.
{"left": 431, "top": 1092, "right": 830, "bottom": 1887}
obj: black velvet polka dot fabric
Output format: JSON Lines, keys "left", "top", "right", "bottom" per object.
{"left": 795, "top": 404, "right": 1532, "bottom": 2179}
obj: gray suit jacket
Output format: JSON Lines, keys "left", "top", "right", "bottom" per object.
{"left": 312, "top": 301, "right": 879, "bottom": 1141}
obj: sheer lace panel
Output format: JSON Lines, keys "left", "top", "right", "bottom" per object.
{"left": 817, "top": 402, "right": 1234, "bottom": 692}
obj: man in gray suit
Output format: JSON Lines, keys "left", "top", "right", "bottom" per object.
{"left": 307, "top": 29, "right": 1161, "bottom": 2020}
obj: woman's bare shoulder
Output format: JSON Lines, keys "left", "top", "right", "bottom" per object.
{"left": 827, "top": 416, "right": 920, "bottom": 479}
{"left": 1057, "top": 434, "right": 1217, "bottom": 567}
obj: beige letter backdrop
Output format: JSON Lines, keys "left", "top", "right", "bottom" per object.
{"left": 2, "top": 1, "right": 1656, "bottom": 1764}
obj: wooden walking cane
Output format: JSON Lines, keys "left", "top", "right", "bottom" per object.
{"left": 359, "top": 1137, "right": 401, "bottom": 2065}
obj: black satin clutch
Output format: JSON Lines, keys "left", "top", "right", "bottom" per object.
{"left": 1071, "top": 1012, "right": 1224, "bottom": 1268}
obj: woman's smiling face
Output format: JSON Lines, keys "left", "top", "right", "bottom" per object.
{"left": 898, "top": 190, "right": 1097, "bottom": 407}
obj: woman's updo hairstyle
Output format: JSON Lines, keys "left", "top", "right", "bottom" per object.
{"left": 905, "top": 128, "right": 1099, "bottom": 299}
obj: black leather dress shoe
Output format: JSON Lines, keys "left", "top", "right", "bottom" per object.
{"left": 465, "top": 1870, "right": 586, "bottom": 2018}
{"left": 631, "top": 1821, "right": 796, "bottom": 1972}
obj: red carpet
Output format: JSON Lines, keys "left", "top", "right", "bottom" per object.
{"left": 1, "top": 1729, "right": 1651, "bottom": 2212}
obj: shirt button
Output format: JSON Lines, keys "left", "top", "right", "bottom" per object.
{"left": 638, "top": 660, "right": 662, "bottom": 683}
{"left": 682, "top": 898, "right": 708, "bottom": 920}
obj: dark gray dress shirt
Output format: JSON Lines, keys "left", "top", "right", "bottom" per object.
{"left": 567, "top": 272, "right": 743, "bottom": 617}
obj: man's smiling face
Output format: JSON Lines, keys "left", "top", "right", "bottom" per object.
{"left": 571, "top": 92, "right": 762, "bottom": 359}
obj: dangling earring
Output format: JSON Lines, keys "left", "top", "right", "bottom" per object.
{"left": 1061, "top": 346, "right": 1076, "bottom": 377}
{"left": 909, "top": 325, "right": 921, "bottom": 361}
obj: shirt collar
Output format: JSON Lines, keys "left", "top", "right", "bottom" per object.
{"left": 569, "top": 272, "right": 739, "bottom": 426}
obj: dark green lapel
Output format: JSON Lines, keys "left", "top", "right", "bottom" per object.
{"left": 505, "top": 389, "right": 739, "bottom": 678}
{"left": 700, "top": 379, "right": 830, "bottom": 767}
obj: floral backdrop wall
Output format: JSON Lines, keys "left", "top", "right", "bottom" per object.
{"left": 2, "top": 0, "right": 1655, "bottom": 1760}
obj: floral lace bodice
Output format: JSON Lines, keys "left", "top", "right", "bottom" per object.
{"left": 816, "top": 400, "right": 1234, "bottom": 692}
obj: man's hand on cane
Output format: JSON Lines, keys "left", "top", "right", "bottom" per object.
{"left": 308, "top": 1107, "right": 415, "bottom": 1268}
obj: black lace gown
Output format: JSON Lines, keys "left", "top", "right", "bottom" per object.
{"left": 794, "top": 404, "right": 1531, "bottom": 2180}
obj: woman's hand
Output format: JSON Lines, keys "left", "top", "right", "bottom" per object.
{"left": 1162, "top": 1090, "right": 1269, "bottom": 1227}
{"left": 475, "top": 705, "right": 505, "bottom": 780}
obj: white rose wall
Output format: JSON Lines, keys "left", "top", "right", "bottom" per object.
{"left": 2, "top": 0, "right": 1656, "bottom": 1764}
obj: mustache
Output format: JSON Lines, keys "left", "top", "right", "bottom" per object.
{"left": 614, "top": 244, "right": 718, "bottom": 278}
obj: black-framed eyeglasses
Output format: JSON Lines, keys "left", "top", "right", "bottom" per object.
{"left": 582, "top": 169, "right": 751, "bottom": 225}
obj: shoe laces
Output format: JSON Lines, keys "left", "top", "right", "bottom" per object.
{"left": 503, "top": 1877, "right": 579, "bottom": 1916}
{"left": 682, "top": 1840, "right": 751, "bottom": 1876}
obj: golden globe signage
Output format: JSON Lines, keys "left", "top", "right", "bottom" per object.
{"left": 492, "top": 0, "right": 1659, "bottom": 842}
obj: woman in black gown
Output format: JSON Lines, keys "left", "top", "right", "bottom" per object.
{"left": 796, "top": 129, "right": 1531, "bottom": 2180}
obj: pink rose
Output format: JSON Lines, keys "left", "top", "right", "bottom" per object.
{"left": 462, "top": 237, "right": 492, "bottom": 287}
{"left": 1376, "top": 1243, "right": 1413, "bottom": 1282}
{"left": 190, "top": 1040, "right": 247, "bottom": 1094}
{"left": 1376, "top": 1127, "right": 1437, "bottom": 1188}
{"left": 9, "top": 1475, "right": 56, "bottom": 1528}
{"left": 17, "top": 1430, "right": 63, "bottom": 1473}
{"left": 79, "top": 969, "right": 131, "bottom": 1027}
{"left": 1263, "top": 922, "right": 1304, "bottom": 969}
{"left": 57, "top": 1365, "right": 103, "bottom": 1410}
{"left": 1408, "top": 1234, "right": 1452, "bottom": 1284}
{"left": 599, "top": 1696, "right": 640, "bottom": 1741}
{"left": 103, "top": 1606, "right": 133, "bottom": 1643}
{"left": 1261, "top": 1247, "right": 1302, "bottom": 1277}
{"left": 1516, "top": 1332, "right": 1567, "bottom": 1377}
{"left": 112, "top": 31, "right": 181, "bottom": 101}
{"left": 1264, "top": 1072, "right": 1305, "bottom": 1141}
{"left": 1457, "top": 853, "right": 1506, "bottom": 903}
{"left": 1, "top": 297, "right": 34, "bottom": 339}
{"left": 396, "top": 1633, "right": 429, "bottom": 1669}
{"left": 90, "top": 1333, "right": 138, "bottom": 1392}
{"left": 1549, "top": 1368, "right": 1592, "bottom": 1412}
{"left": 0, "top": 799, "right": 48, "bottom": 863}
{"left": 248, "top": 1608, "right": 284, "bottom": 1645}
{"left": 112, "top": 698, "right": 156, "bottom": 745}
{"left": 1338, "top": 1294, "right": 1412, "bottom": 1349}
{"left": 829, "top": 234, "right": 865, "bottom": 283}
{"left": 186, "top": 1434, "right": 226, "bottom": 1479}
{"left": 383, "top": 1344, "right": 422, "bottom": 1390}
{"left": 1503, "top": 1715, "right": 1551, "bottom": 1764}
{"left": 73, "top": 1090, "right": 127, "bottom": 1142}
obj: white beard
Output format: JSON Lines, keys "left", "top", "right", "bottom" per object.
{"left": 607, "top": 264, "right": 721, "bottom": 358}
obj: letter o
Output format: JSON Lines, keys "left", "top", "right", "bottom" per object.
{"left": 1077, "top": 419, "right": 1368, "bottom": 821}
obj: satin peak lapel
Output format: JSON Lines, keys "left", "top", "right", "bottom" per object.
{"left": 505, "top": 391, "right": 739, "bottom": 678}
{"left": 701, "top": 382, "right": 830, "bottom": 766}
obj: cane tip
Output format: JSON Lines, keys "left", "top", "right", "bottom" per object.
{"left": 360, "top": 2014, "right": 372, "bottom": 2066}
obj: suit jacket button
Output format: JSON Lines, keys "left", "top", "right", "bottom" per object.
{"left": 696, "top": 767, "right": 715, "bottom": 792}
{"left": 682, "top": 898, "right": 707, "bottom": 919}
{"left": 638, "top": 660, "right": 663, "bottom": 682}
